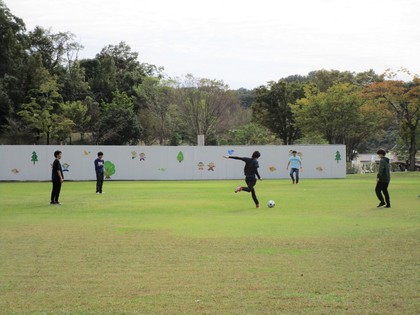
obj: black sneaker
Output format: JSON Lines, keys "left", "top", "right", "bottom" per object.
{"left": 377, "top": 202, "right": 386, "bottom": 207}
{"left": 385, "top": 204, "right": 391, "bottom": 208}
{"left": 50, "top": 201, "right": 55, "bottom": 205}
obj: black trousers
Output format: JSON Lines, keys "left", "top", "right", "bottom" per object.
{"left": 242, "top": 177, "right": 259, "bottom": 205}
{"left": 375, "top": 181, "right": 390, "bottom": 205}
{"left": 96, "top": 172, "right": 104, "bottom": 193}
{"left": 51, "top": 180, "right": 62, "bottom": 203}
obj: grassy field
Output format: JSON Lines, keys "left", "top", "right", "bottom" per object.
{"left": 0, "top": 173, "right": 419, "bottom": 314}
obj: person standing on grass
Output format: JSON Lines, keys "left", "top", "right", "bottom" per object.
{"left": 375, "top": 149, "right": 391, "bottom": 208}
{"left": 51, "top": 150, "right": 64, "bottom": 205}
{"left": 94, "top": 151, "right": 105, "bottom": 194}
{"left": 286, "top": 150, "right": 302, "bottom": 184}
{"left": 223, "top": 151, "right": 262, "bottom": 208}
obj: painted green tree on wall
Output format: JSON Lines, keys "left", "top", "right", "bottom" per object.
{"left": 335, "top": 151, "right": 341, "bottom": 163}
{"left": 177, "top": 151, "right": 184, "bottom": 163}
{"left": 104, "top": 161, "right": 116, "bottom": 179}
{"left": 31, "top": 151, "right": 38, "bottom": 164}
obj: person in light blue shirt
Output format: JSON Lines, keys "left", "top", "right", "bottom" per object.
{"left": 286, "top": 150, "right": 302, "bottom": 184}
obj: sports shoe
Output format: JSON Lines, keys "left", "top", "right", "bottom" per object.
{"left": 256, "top": 204, "right": 260, "bottom": 208}
{"left": 234, "top": 185, "right": 242, "bottom": 193}
{"left": 385, "top": 204, "right": 391, "bottom": 208}
{"left": 96, "top": 192, "right": 100, "bottom": 194}
{"left": 377, "top": 202, "right": 386, "bottom": 207}
{"left": 55, "top": 202, "right": 61, "bottom": 206}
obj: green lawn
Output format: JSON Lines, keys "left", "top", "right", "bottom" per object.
{"left": 0, "top": 173, "right": 419, "bottom": 314}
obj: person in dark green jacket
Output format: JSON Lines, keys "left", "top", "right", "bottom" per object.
{"left": 375, "top": 149, "right": 391, "bottom": 208}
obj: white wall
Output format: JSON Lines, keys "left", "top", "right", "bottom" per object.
{"left": 0, "top": 145, "right": 346, "bottom": 181}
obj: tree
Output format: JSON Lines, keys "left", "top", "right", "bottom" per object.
{"left": 223, "top": 123, "right": 279, "bottom": 145}
{"left": 294, "top": 83, "right": 387, "bottom": 161}
{"left": 307, "top": 69, "right": 383, "bottom": 92}
{"left": 252, "top": 80, "right": 304, "bottom": 145}
{"left": 59, "top": 100, "right": 91, "bottom": 143}
{"left": 95, "top": 91, "right": 142, "bottom": 145}
{"left": 83, "top": 41, "right": 160, "bottom": 103}
{"left": 365, "top": 77, "right": 420, "bottom": 170}
{"left": 234, "top": 88, "right": 255, "bottom": 108}
{"left": 173, "top": 75, "right": 241, "bottom": 145}
{"left": 135, "top": 77, "right": 175, "bottom": 145}
{"left": 17, "top": 65, "right": 63, "bottom": 144}
{"left": 59, "top": 61, "right": 91, "bottom": 102}
{"left": 0, "top": 0, "right": 28, "bottom": 131}
{"left": 28, "top": 26, "right": 82, "bottom": 75}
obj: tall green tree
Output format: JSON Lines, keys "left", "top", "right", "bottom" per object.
{"left": 82, "top": 41, "right": 160, "bottom": 103}
{"left": 173, "top": 75, "right": 241, "bottom": 145}
{"left": 95, "top": 91, "right": 142, "bottom": 145}
{"left": 294, "top": 83, "right": 386, "bottom": 161}
{"left": 17, "top": 62, "right": 63, "bottom": 144}
{"left": 0, "top": 0, "right": 28, "bottom": 130}
{"left": 307, "top": 69, "right": 383, "bottom": 92}
{"left": 365, "top": 77, "right": 420, "bottom": 170}
{"left": 59, "top": 100, "right": 91, "bottom": 143}
{"left": 223, "top": 123, "right": 279, "bottom": 145}
{"left": 252, "top": 80, "right": 304, "bottom": 145}
{"left": 135, "top": 77, "right": 176, "bottom": 145}
{"left": 28, "top": 26, "right": 82, "bottom": 75}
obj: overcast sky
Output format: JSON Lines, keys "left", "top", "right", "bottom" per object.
{"left": 5, "top": 0, "right": 420, "bottom": 89}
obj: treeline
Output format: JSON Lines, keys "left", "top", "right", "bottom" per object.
{"left": 0, "top": 1, "right": 419, "bottom": 169}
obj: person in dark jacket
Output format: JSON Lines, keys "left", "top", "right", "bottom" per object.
{"left": 375, "top": 149, "right": 391, "bottom": 208}
{"left": 94, "top": 151, "right": 105, "bottom": 194}
{"left": 51, "top": 150, "right": 64, "bottom": 205}
{"left": 223, "top": 151, "right": 262, "bottom": 208}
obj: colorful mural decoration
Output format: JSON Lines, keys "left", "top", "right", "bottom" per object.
{"left": 207, "top": 162, "right": 216, "bottom": 171}
{"left": 335, "top": 151, "right": 341, "bottom": 163}
{"left": 227, "top": 149, "right": 235, "bottom": 155}
{"left": 197, "top": 162, "right": 205, "bottom": 170}
{"left": 139, "top": 153, "right": 146, "bottom": 161}
{"left": 316, "top": 166, "right": 324, "bottom": 172}
{"left": 158, "top": 168, "right": 167, "bottom": 172}
{"left": 104, "top": 161, "right": 116, "bottom": 179}
{"left": 177, "top": 151, "right": 184, "bottom": 163}
{"left": 83, "top": 150, "right": 91, "bottom": 156}
{"left": 269, "top": 166, "right": 277, "bottom": 172}
{"left": 62, "top": 163, "right": 70, "bottom": 172}
{"left": 11, "top": 168, "right": 19, "bottom": 174}
{"left": 131, "top": 151, "right": 137, "bottom": 159}
{"left": 31, "top": 151, "right": 38, "bottom": 164}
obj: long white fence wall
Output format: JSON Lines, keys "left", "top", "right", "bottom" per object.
{"left": 0, "top": 145, "right": 346, "bottom": 181}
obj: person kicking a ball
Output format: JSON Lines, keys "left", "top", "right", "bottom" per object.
{"left": 223, "top": 151, "right": 262, "bottom": 208}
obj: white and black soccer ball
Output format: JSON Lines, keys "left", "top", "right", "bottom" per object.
{"left": 267, "top": 200, "right": 276, "bottom": 208}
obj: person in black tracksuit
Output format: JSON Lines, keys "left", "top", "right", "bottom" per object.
{"left": 223, "top": 151, "right": 262, "bottom": 208}
{"left": 51, "top": 150, "right": 64, "bottom": 205}
{"left": 375, "top": 149, "right": 391, "bottom": 208}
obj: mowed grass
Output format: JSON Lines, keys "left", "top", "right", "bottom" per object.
{"left": 0, "top": 173, "right": 419, "bottom": 315}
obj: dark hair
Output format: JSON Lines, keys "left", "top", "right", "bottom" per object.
{"left": 98, "top": 151, "right": 103, "bottom": 157}
{"left": 252, "top": 151, "right": 261, "bottom": 158}
{"left": 292, "top": 150, "right": 297, "bottom": 154}
{"left": 54, "top": 150, "right": 62, "bottom": 158}
{"left": 376, "top": 149, "right": 386, "bottom": 156}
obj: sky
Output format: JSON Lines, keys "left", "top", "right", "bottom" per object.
{"left": 5, "top": 0, "right": 420, "bottom": 89}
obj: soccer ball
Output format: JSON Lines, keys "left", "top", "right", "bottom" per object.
{"left": 267, "top": 200, "right": 275, "bottom": 208}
